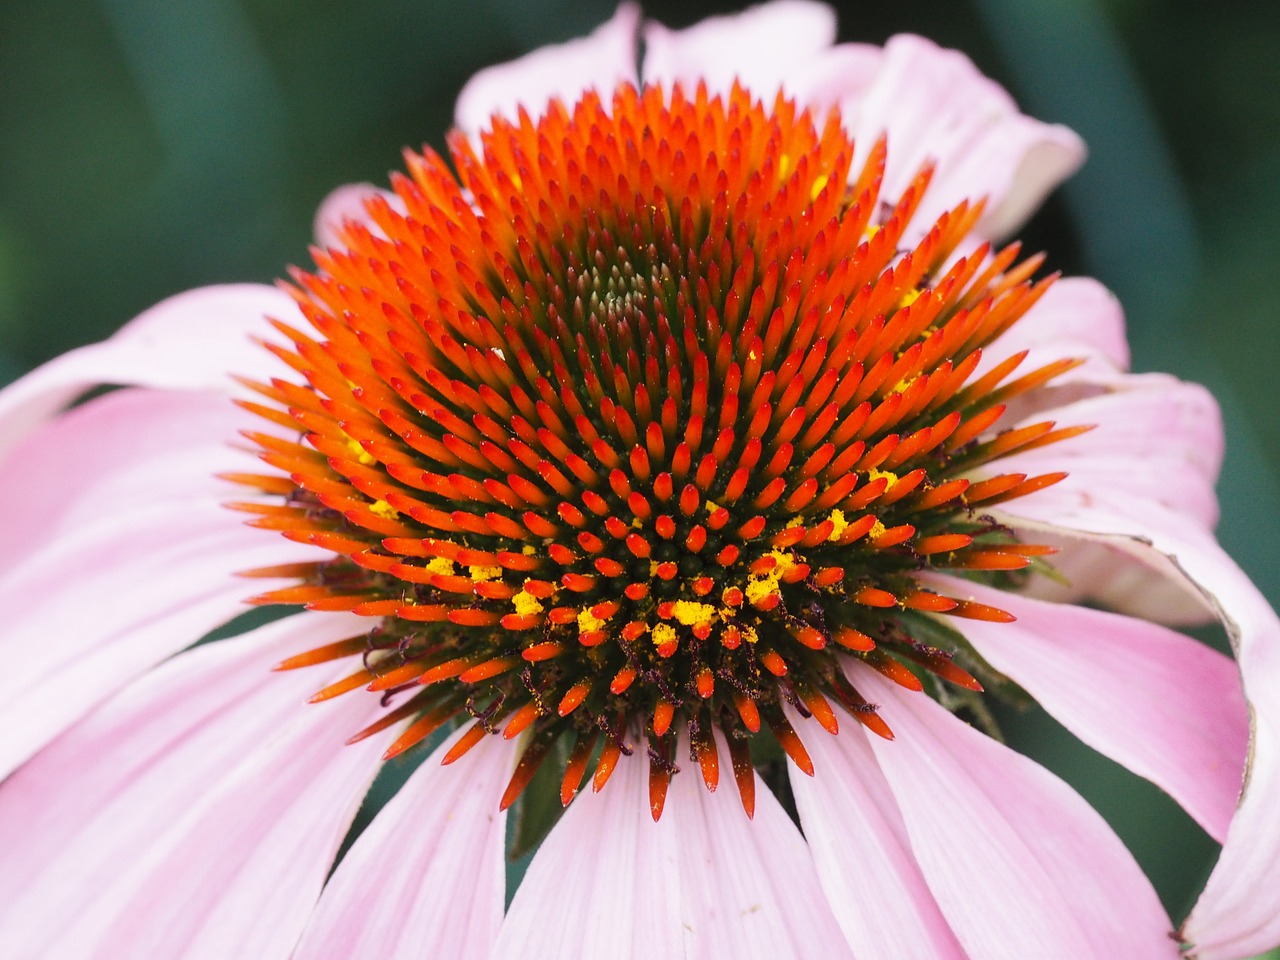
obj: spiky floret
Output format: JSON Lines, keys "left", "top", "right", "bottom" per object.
{"left": 231, "top": 82, "right": 1085, "bottom": 818}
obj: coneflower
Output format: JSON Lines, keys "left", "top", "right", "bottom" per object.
{"left": 0, "top": 5, "right": 1275, "bottom": 960}
{"left": 239, "top": 81, "right": 1081, "bottom": 822}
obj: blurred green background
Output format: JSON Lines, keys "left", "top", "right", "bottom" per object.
{"left": 2, "top": 0, "right": 1276, "bottom": 951}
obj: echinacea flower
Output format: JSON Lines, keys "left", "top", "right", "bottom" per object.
{"left": 1, "top": 2, "right": 1277, "bottom": 958}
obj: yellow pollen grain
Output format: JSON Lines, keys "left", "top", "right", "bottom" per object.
{"left": 785, "top": 515, "right": 804, "bottom": 529}
{"left": 511, "top": 589, "right": 543, "bottom": 617}
{"left": 745, "top": 576, "right": 775, "bottom": 605}
{"left": 577, "top": 609, "right": 607, "bottom": 634}
{"left": 652, "top": 622, "right": 677, "bottom": 648}
{"left": 869, "top": 467, "right": 899, "bottom": 487}
{"left": 705, "top": 500, "right": 720, "bottom": 513}
{"left": 468, "top": 564, "right": 501, "bottom": 582}
{"left": 778, "top": 153, "right": 791, "bottom": 179}
{"left": 827, "top": 508, "right": 849, "bottom": 541}
{"left": 809, "top": 173, "right": 829, "bottom": 201}
{"left": 889, "top": 376, "right": 917, "bottom": 395}
{"left": 864, "top": 224, "right": 880, "bottom": 241}
{"left": 671, "top": 600, "right": 718, "bottom": 628}
{"left": 649, "top": 560, "right": 661, "bottom": 577}
{"left": 870, "top": 519, "right": 888, "bottom": 539}
{"left": 424, "top": 556, "right": 455, "bottom": 576}
{"left": 768, "top": 548, "right": 796, "bottom": 576}
{"left": 369, "top": 499, "right": 398, "bottom": 520}
{"left": 740, "top": 625, "right": 759, "bottom": 644}
{"left": 521, "top": 544, "right": 536, "bottom": 555}
{"left": 345, "top": 437, "right": 375, "bottom": 466}
{"left": 898, "top": 287, "right": 922, "bottom": 309}
{"left": 743, "top": 548, "right": 796, "bottom": 605}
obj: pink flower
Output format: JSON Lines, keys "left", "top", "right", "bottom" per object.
{"left": 0, "top": 3, "right": 1276, "bottom": 958}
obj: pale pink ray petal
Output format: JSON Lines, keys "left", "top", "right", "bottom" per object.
{"left": 1188, "top": 715, "right": 1280, "bottom": 960}
{"left": 643, "top": 1, "right": 860, "bottom": 104}
{"left": 973, "top": 276, "right": 1130, "bottom": 385}
{"left": 494, "top": 736, "right": 854, "bottom": 960}
{"left": 926, "top": 574, "right": 1247, "bottom": 841}
{"left": 779, "top": 42, "right": 884, "bottom": 111}
{"left": 0, "top": 386, "right": 276, "bottom": 574}
{"left": 292, "top": 730, "right": 513, "bottom": 960}
{"left": 993, "top": 496, "right": 1280, "bottom": 958}
{"left": 0, "top": 284, "right": 295, "bottom": 459}
{"left": 991, "top": 374, "right": 1225, "bottom": 529}
{"left": 995, "top": 455, "right": 1221, "bottom": 627}
{"left": 854, "top": 664, "right": 1179, "bottom": 959}
{"left": 931, "top": 109, "right": 1086, "bottom": 240}
{"left": 0, "top": 389, "right": 321, "bottom": 779}
{"left": 0, "top": 613, "right": 392, "bottom": 960}
{"left": 666, "top": 731, "right": 856, "bottom": 959}
{"left": 786, "top": 707, "right": 968, "bottom": 959}
{"left": 977, "top": 373, "right": 1225, "bottom": 624}
{"left": 844, "top": 34, "right": 1084, "bottom": 239}
{"left": 1012, "top": 530, "right": 1215, "bottom": 625}
{"left": 454, "top": 3, "right": 640, "bottom": 135}
{"left": 493, "top": 744, "right": 657, "bottom": 960}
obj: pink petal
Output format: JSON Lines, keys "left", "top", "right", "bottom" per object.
{"left": 855, "top": 664, "right": 1178, "bottom": 958}
{"left": 934, "top": 109, "right": 1086, "bottom": 240}
{"left": 1014, "top": 531, "right": 1215, "bottom": 626}
{"left": 994, "top": 497, "right": 1280, "bottom": 957}
{"left": 643, "top": 1, "right": 856, "bottom": 105}
{"left": 786, "top": 708, "right": 967, "bottom": 958}
{"left": 0, "top": 283, "right": 295, "bottom": 458}
{"left": 994, "top": 373, "right": 1224, "bottom": 530}
{"left": 292, "top": 730, "right": 512, "bottom": 960}
{"left": 0, "top": 613, "right": 392, "bottom": 960}
{"left": 494, "top": 734, "right": 854, "bottom": 960}
{"left": 843, "top": 34, "right": 1084, "bottom": 239}
{"left": 994, "top": 428, "right": 1226, "bottom": 627}
{"left": 1189, "top": 712, "right": 1280, "bottom": 960}
{"left": 0, "top": 389, "right": 319, "bottom": 779}
{"left": 454, "top": 3, "right": 640, "bottom": 134}
{"left": 927, "top": 574, "right": 1247, "bottom": 841}
{"left": 777, "top": 41, "right": 885, "bottom": 112}
{"left": 974, "top": 276, "right": 1131, "bottom": 385}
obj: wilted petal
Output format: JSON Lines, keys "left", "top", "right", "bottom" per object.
{"left": 787, "top": 708, "right": 967, "bottom": 959}
{"left": 855, "top": 664, "right": 1178, "bottom": 959}
{"left": 0, "top": 613, "right": 391, "bottom": 960}
{"left": 454, "top": 3, "right": 640, "bottom": 134}
{"left": 494, "top": 737, "right": 853, "bottom": 960}
{"left": 0, "top": 389, "right": 319, "bottom": 779}
{"left": 0, "top": 284, "right": 293, "bottom": 458}
{"left": 928, "top": 575, "right": 1247, "bottom": 841}
{"left": 292, "top": 730, "right": 512, "bottom": 960}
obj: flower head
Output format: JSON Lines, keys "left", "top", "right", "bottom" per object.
{"left": 244, "top": 76, "right": 1083, "bottom": 819}
{"left": 1, "top": 4, "right": 1278, "bottom": 960}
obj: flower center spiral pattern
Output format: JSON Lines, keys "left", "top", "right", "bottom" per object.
{"left": 231, "top": 83, "right": 1085, "bottom": 818}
